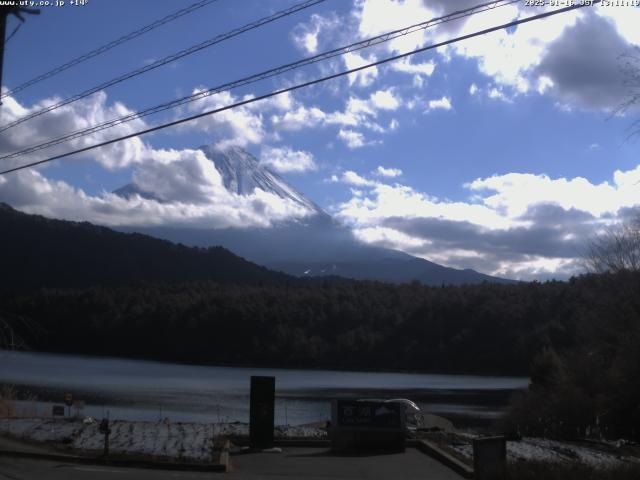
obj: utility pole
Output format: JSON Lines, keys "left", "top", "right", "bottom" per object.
{"left": 0, "top": 6, "right": 40, "bottom": 106}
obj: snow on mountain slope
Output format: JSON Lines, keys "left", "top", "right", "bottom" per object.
{"left": 201, "top": 145, "right": 323, "bottom": 214}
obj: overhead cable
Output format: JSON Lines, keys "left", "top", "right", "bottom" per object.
{"left": 1, "top": 0, "right": 222, "bottom": 100}
{"left": 0, "top": 0, "right": 518, "bottom": 162}
{"left": 0, "top": 0, "right": 327, "bottom": 132}
{"left": 0, "top": 0, "right": 600, "bottom": 176}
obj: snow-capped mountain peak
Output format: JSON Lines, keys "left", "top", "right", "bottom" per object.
{"left": 115, "top": 144, "right": 327, "bottom": 218}
{"left": 199, "top": 145, "right": 324, "bottom": 215}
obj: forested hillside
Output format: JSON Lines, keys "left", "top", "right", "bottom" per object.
{"left": 0, "top": 203, "right": 294, "bottom": 289}
{"left": 3, "top": 272, "right": 638, "bottom": 377}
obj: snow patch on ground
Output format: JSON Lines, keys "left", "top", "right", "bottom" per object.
{"left": 0, "top": 418, "right": 217, "bottom": 461}
{"left": 0, "top": 418, "right": 326, "bottom": 461}
{"left": 0, "top": 418, "right": 82, "bottom": 443}
{"left": 216, "top": 422, "right": 326, "bottom": 439}
{"left": 451, "top": 436, "right": 640, "bottom": 468}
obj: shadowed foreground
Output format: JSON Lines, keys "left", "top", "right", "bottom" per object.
{"left": 0, "top": 446, "right": 464, "bottom": 480}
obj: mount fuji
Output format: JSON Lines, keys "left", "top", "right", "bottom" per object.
{"left": 115, "top": 145, "right": 512, "bottom": 285}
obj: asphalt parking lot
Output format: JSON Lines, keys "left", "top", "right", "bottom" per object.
{"left": 227, "top": 446, "right": 464, "bottom": 479}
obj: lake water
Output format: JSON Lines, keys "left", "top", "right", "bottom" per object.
{"left": 0, "top": 350, "right": 528, "bottom": 426}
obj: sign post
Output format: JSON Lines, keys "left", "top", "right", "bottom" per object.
{"left": 99, "top": 418, "right": 111, "bottom": 457}
{"left": 64, "top": 393, "right": 73, "bottom": 417}
{"left": 249, "top": 376, "right": 275, "bottom": 450}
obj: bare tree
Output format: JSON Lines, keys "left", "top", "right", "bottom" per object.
{"left": 584, "top": 215, "right": 640, "bottom": 274}
{"left": 585, "top": 48, "right": 640, "bottom": 271}
{"left": 617, "top": 46, "right": 640, "bottom": 139}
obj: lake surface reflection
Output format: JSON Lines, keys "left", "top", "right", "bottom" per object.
{"left": 1, "top": 350, "right": 528, "bottom": 425}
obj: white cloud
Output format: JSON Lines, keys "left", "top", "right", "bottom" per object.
{"left": 183, "top": 90, "right": 293, "bottom": 148}
{"left": 291, "top": 13, "right": 340, "bottom": 54}
{"left": 132, "top": 148, "right": 226, "bottom": 205}
{"left": 446, "top": 3, "right": 568, "bottom": 92}
{"left": 469, "top": 83, "right": 479, "bottom": 95}
{"left": 391, "top": 58, "right": 436, "bottom": 77}
{"left": 0, "top": 151, "right": 313, "bottom": 230}
{"left": 374, "top": 166, "right": 402, "bottom": 177}
{"left": 354, "top": 225, "right": 428, "bottom": 250}
{"left": 271, "top": 105, "right": 326, "bottom": 131}
{"left": 343, "top": 96, "right": 375, "bottom": 117}
{"left": 370, "top": 89, "right": 401, "bottom": 110}
{"left": 0, "top": 91, "right": 314, "bottom": 230}
{"left": 339, "top": 170, "right": 379, "bottom": 187}
{"left": 327, "top": 89, "right": 402, "bottom": 128}
{"left": 536, "top": 75, "right": 554, "bottom": 95}
{"left": 316, "top": 0, "right": 640, "bottom": 114}
{"left": 260, "top": 146, "right": 317, "bottom": 173}
{"left": 487, "top": 87, "right": 512, "bottom": 103}
{"left": 0, "top": 91, "right": 148, "bottom": 170}
{"left": 343, "top": 51, "right": 379, "bottom": 87}
{"left": 446, "top": 5, "right": 639, "bottom": 110}
{"left": 467, "top": 170, "right": 640, "bottom": 218}
{"left": 349, "top": 0, "right": 640, "bottom": 111}
{"left": 426, "top": 96, "right": 452, "bottom": 111}
{"left": 335, "top": 181, "right": 510, "bottom": 231}
{"left": 332, "top": 164, "right": 640, "bottom": 280}
{"left": 270, "top": 89, "right": 403, "bottom": 146}
{"left": 596, "top": 4, "right": 640, "bottom": 46}
{"left": 355, "top": 0, "right": 434, "bottom": 53}
{"left": 338, "top": 129, "right": 367, "bottom": 149}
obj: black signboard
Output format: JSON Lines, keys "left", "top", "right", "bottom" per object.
{"left": 336, "top": 400, "right": 402, "bottom": 429}
{"left": 249, "top": 375, "right": 275, "bottom": 449}
{"left": 330, "top": 399, "right": 405, "bottom": 452}
{"left": 52, "top": 405, "right": 65, "bottom": 417}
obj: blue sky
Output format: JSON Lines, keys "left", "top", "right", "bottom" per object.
{"left": 1, "top": 0, "right": 639, "bottom": 280}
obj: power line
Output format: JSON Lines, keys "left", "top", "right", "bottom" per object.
{"left": 1, "top": 0, "right": 221, "bottom": 100}
{"left": 0, "top": 0, "right": 327, "bottom": 133}
{"left": 0, "top": 0, "right": 519, "bottom": 162}
{"left": 5, "top": 21, "right": 22, "bottom": 45}
{"left": 0, "top": 0, "right": 600, "bottom": 176}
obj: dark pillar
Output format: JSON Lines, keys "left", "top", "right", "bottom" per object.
{"left": 473, "top": 436, "right": 507, "bottom": 480}
{"left": 249, "top": 375, "right": 275, "bottom": 450}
